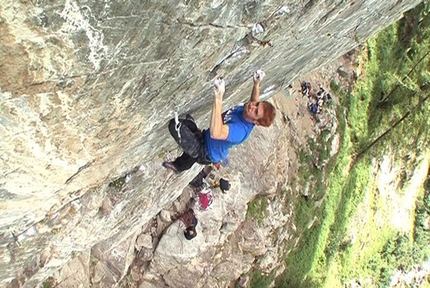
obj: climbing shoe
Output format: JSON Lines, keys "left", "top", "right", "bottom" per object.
{"left": 162, "top": 161, "right": 180, "bottom": 173}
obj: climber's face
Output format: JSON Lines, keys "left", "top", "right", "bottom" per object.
{"left": 243, "top": 101, "right": 263, "bottom": 123}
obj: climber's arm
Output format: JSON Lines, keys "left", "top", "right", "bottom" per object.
{"left": 210, "top": 78, "right": 229, "bottom": 140}
{"left": 249, "top": 71, "right": 264, "bottom": 102}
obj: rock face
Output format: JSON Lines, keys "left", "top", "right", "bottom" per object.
{"left": 0, "top": 0, "right": 421, "bottom": 286}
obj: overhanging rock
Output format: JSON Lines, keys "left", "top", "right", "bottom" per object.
{"left": 0, "top": 0, "right": 421, "bottom": 286}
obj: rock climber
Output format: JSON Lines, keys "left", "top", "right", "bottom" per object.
{"left": 162, "top": 70, "right": 276, "bottom": 173}
{"left": 181, "top": 208, "right": 198, "bottom": 240}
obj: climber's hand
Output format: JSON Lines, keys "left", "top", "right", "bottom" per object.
{"left": 214, "top": 77, "right": 225, "bottom": 99}
{"left": 253, "top": 69, "right": 265, "bottom": 84}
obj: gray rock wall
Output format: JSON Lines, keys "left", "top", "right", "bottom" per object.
{"left": 0, "top": 0, "right": 421, "bottom": 286}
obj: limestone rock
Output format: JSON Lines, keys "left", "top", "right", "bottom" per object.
{"left": 137, "top": 249, "right": 154, "bottom": 263}
{"left": 151, "top": 220, "right": 200, "bottom": 275}
{"left": 0, "top": 0, "right": 422, "bottom": 286}
{"left": 139, "top": 280, "right": 168, "bottom": 288}
{"left": 337, "top": 65, "right": 350, "bottom": 78}
{"left": 135, "top": 233, "right": 153, "bottom": 250}
{"left": 53, "top": 251, "right": 91, "bottom": 288}
{"left": 211, "top": 254, "right": 255, "bottom": 280}
{"left": 130, "top": 265, "right": 141, "bottom": 282}
{"left": 259, "top": 249, "right": 280, "bottom": 273}
{"left": 238, "top": 274, "right": 250, "bottom": 287}
{"left": 159, "top": 210, "right": 172, "bottom": 223}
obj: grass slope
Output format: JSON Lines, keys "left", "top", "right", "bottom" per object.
{"left": 275, "top": 3, "right": 430, "bottom": 288}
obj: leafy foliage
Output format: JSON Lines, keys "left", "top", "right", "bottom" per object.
{"left": 370, "top": 186, "right": 430, "bottom": 287}
{"left": 359, "top": 3, "right": 430, "bottom": 159}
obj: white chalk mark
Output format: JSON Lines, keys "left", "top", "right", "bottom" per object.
{"left": 60, "top": 0, "right": 108, "bottom": 71}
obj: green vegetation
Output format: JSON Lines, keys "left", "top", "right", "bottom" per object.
{"left": 248, "top": 269, "right": 273, "bottom": 288}
{"left": 246, "top": 195, "right": 269, "bottom": 226}
{"left": 41, "top": 277, "right": 57, "bottom": 288}
{"left": 276, "top": 3, "right": 430, "bottom": 288}
{"left": 109, "top": 175, "right": 127, "bottom": 188}
{"left": 338, "top": 184, "right": 430, "bottom": 287}
{"left": 293, "top": 129, "right": 337, "bottom": 230}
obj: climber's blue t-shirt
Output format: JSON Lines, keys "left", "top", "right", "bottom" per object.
{"left": 205, "top": 105, "right": 255, "bottom": 163}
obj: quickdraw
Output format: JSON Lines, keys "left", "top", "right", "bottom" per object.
{"left": 174, "top": 111, "right": 182, "bottom": 143}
